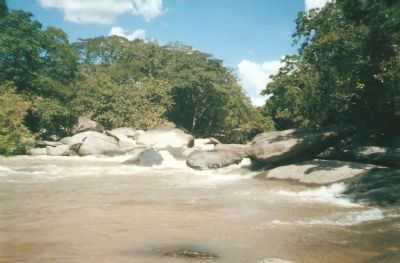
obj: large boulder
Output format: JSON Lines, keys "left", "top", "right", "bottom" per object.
{"left": 248, "top": 129, "right": 339, "bottom": 167}
{"left": 106, "top": 128, "right": 138, "bottom": 152}
{"left": 136, "top": 128, "right": 194, "bottom": 149}
{"left": 37, "top": 141, "right": 64, "bottom": 147}
{"left": 258, "top": 160, "right": 377, "bottom": 185}
{"left": 214, "top": 144, "right": 250, "bottom": 158}
{"left": 46, "top": 145, "right": 73, "bottom": 156}
{"left": 28, "top": 148, "right": 47, "bottom": 156}
{"left": 76, "top": 133, "right": 121, "bottom": 156}
{"left": 107, "top": 127, "right": 138, "bottom": 139}
{"left": 186, "top": 150, "right": 244, "bottom": 170}
{"left": 124, "top": 148, "right": 163, "bottom": 167}
{"left": 72, "top": 117, "right": 104, "bottom": 134}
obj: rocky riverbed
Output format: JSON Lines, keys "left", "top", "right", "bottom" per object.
{"left": 1, "top": 118, "right": 400, "bottom": 263}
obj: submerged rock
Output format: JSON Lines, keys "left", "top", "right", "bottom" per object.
{"left": 259, "top": 160, "right": 377, "bottom": 185}
{"left": 164, "top": 248, "right": 218, "bottom": 260}
{"left": 248, "top": 129, "right": 339, "bottom": 167}
{"left": 186, "top": 150, "right": 243, "bottom": 170}
{"left": 124, "top": 148, "right": 163, "bottom": 167}
{"left": 136, "top": 128, "right": 194, "bottom": 149}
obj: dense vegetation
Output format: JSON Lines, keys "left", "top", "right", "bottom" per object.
{"left": 1, "top": 0, "right": 399, "bottom": 155}
{"left": 263, "top": 0, "right": 400, "bottom": 137}
{"left": 0, "top": 1, "right": 269, "bottom": 154}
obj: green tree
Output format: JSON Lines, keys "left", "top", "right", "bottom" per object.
{"left": 0, "top": 84, "right": 34, "bottom": 155}
{"left": 263, "top": 1, "right": 400, "bottom": 135}
{"left": 0, "top": 0, "right": 8, "bottom": 18}
{"left": 72, "top": 71, "right": 173, "bottom": 130}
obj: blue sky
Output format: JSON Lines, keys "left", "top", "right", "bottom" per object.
{"left": 7, "top": 0, "right": 329, "bottom": 105}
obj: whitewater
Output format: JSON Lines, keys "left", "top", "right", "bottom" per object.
{"left": 0, "top": 154, "right": 399, "bottom": 263}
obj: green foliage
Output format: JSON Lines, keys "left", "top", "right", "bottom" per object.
{"left": 0, "top": 7, "right": 272, "bottom": 154}
{"left": 263, "top": 0, "right": 400, "bottom": 134}
{"left": 72, "top": 71, "right": 173, "bottom": 130}
{"left": 74, "top": 37, "right": 269, "bottom": 142}
{"left": 0, "top": 0, "right": 8, "bottom": 18}
{"left": 0, "top": 84, "right": 34, "bottom": 155}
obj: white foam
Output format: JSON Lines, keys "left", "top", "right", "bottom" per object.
{"left": 274, "top": 183, "right": 359, "bottom": 207}
{"left": 271, "top": 208, "right": 384, "bottom": 227}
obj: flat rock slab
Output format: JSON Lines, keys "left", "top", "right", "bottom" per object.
{"left": 260, "top": 159, "right": 377, "bottom": 185}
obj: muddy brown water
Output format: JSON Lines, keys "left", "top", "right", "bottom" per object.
{"left": 0, "top": 156, "right": 399, "bottom": 263}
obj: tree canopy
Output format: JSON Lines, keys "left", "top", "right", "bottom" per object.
{"left": 263, "top": 0, "right": 400, "bottom": 136}
{"left": 0, "top": 1, "right": 271, "bottom": 154}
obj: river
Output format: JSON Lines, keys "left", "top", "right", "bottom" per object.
{"left": 0, "top": 154, "right": 399, "bottom": 263}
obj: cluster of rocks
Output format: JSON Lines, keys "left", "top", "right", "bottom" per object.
{"left": 29, "top": 117, "right": 400, "bottom": 206}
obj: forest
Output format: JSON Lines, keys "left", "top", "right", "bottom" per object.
{"left": 1, "top": 0, "right": 399, "bottom": 155}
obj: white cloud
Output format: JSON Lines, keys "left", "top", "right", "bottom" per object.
{"left": 109, "top": 26, "right": 146, "bottom": 41}
{"left": 38, "top": 0, "right": 163, "bottom": 24}
{"left": 305, "top": 0, "right": 331, "bottom": 11}
{"left": 238, "top": 60, "right": 281, "bottom": 107}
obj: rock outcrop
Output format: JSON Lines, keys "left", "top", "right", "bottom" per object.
{"left": 258, "top": 159, "right": 377, "bottom": 185}
{"left": 186, "top": 150, "right": 244, "bottom": 170}
{"left": 136, "top": 128, "right": 194, "bottom": 149}
{"left": 248, "top": 129, "right": 339, "bottom": 167}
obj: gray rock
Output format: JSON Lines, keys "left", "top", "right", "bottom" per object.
{"left": 124, "top": 148, "right": 163, "bottom": 167}
{"left": 37, "top": 141, "right": 64, "bottom": 147}
{"left": 214, "top": 144, "right": 250, "bottom": 158}
{"left": 28, "top": 148, "right": 47, "bottom": 156}
{"left": 60, "top": 131, "right": 113, "bottom": 146}
{"left": 46, "top": 145, "right": 73, "bottom": 156}
{"left": 76, "top": 132, "right": 120, "bottom": 156}
{"left": 136, "top": 128, "right": 194, "bottom": 149}
{"left": 108, "top": 127, "right": 137, "bottom": 138}
{"left": 259, "top": 160, "right": 377, "bottom": 185}
{"left": 72, "top": 116, "right": 103, "bottom": 134}
{"left": 106, "top": 129, "right": 137, "bottom": 152}
{"left": 186, "top": 150, "right": 243, "bottom": 170}
{"left": 248, "top": 129, "right": 339, "bottom": 166}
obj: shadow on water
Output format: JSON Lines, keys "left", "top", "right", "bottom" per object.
{"left": 344, "top": 168, "right": 400, "bottom": 207}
